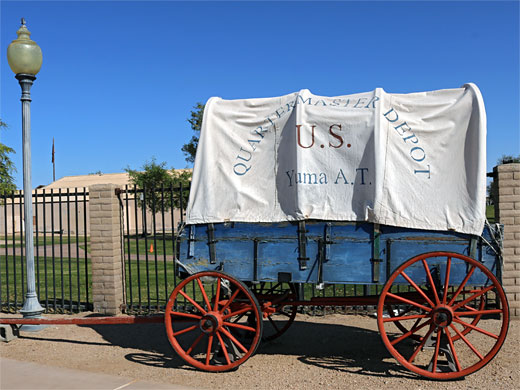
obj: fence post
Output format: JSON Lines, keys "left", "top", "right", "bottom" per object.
{"left": 494, "top": 163, "right": 520, "bottom": 320}
{"left": 89, "top": 184, "right": 124, "bottom": 315}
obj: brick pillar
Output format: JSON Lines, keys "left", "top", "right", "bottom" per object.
{"left": 89, "top": 184, "right": 124, "bottom": 315}
{"left": 494, "top": 163, "right": 520, "bottom": 319}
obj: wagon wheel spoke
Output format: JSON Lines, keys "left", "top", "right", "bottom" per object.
{"left": 378, "top": 252, "right": 509, "bottom": 380}
{"left": 410, "top": 317, "right": 424, "bottom": 333}
{"left": 220, "top": 327, "right": 248, "bottom": 354}
{"left": 390, "top": 318, "right": 432, "bottom": 346}
{"left": 451, "top": 293, "right": 487, "bottom": 340}
{"left": 223, "top": 305, "right": 254, "bottom": 320}
{"left": 205, "top": 335, "right": 214, "bottom": 366}
{"left": 422, "top": 259, "right": 441, "bottom": 306}
{"left": 172, "top": 324, "right": 198, "bottom": 337}
{"left": 219, "top": 289, "right": 241, "bottom": 315}
{"left": 449, "top": 324, "right": 484, "bottom": 360}
{"left": 267, "top": 315, "right": 281, "bottom": 333}
{"left": 178, "top": 290, "right": 207, "bottom": 315}
{"left": 431, "top": 329, "right": 442, "bottom": 373}
{"left": 196, "top": 278, "right": 212, "bottom": 311}
{"left": 169, "top": 311, "right": 202, "bottom": 320}
{"left": 385, "top": 303, "right": 424, "bottom": 337}
{"left": 216, "top": 331, "right": 231, "bottom": 365}
{"left": 452, "top": 285, "right": 494, "bottom": 310}
{"left": 401, "top": 270, "right": 435, "bottom": 308}
{"left": 462, "top": 304, "right": 478, "bottom": 312}
{"left": 213, "top": 277, "right": 221, "bottom": 311}
{"left": 186, "top": 332, "right": 205, "bottom": 355}
{"left": 454, "top": 309, "right": 503, "bottom": 317}
{"left": 383, "top": 313, "right": 428, "bottom": 323}
{"left": 442, "top": 257, "right": 451, "bottom": 304}
{"left": 452, "top": 318, "right": 499, "bottom": 339}
{"left": 232, "top": 313, "right": 246, "bottom": 323}
{"left": 447, "top": 265, "right": 476, "bottom": 306}
{"left": 385, "top": 292, "right": 432, "bottom": 312}
{"left": 222, "top": 321, "right": 257, "bottom": 333}
{"left": 444, "top": 327, "right": 462, "bottom": 372}
{"left": 408, "top": 326, "right": 436, "bottom": 363}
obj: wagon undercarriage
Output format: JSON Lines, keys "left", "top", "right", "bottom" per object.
{"left": 160, "top": 250, "right": 508, "bottom": 379}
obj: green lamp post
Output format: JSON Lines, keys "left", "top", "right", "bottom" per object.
{"left": 7, "top": 18, "right": 45, "bottom": 326}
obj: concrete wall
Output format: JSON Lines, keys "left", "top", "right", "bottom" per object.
{"left": 0, "top": 190, "right": 89, "bottom": 236}
{"left": 494, "top": 163, "right": 520, "bottom": 319}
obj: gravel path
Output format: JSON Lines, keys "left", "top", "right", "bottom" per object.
{"left": 1, "top": 313, "right": 518, "bottom": 390}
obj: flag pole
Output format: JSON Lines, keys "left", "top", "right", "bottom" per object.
{"left": 52, "top": 137, "right": 55, "bottom": 182}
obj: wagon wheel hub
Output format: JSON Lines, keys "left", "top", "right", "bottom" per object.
{"left": 199, "top": 313, "right": 220, "bottom": 334}
{"left": 431, "top": 305, "right": 453, "bottom": 328}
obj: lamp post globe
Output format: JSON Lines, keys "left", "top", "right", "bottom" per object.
{"left": 7, "top": 18, "right": 45, "bottom": 326}
{"left": 7, "top": 18, "right": 42, "bottom": 75}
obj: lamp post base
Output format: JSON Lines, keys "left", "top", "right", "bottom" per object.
{"left": 19, "top": 294, "right": 46, "bottom": 332}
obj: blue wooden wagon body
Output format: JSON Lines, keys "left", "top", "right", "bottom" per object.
{"left": 177, "top": 221, "right": 502, "bottom": 286}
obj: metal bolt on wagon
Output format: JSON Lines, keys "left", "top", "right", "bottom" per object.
{"left": 1, "top": 85, "right": 509, "bottom": 380}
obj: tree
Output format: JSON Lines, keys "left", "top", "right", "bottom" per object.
{"left": 125, "top": 158, "right": 191, "bottom": 213}
{"left": 0, "top": 119, "right": 16, "bottom": 195}
{"left": 487, "top": 154, "right": 520, "bottom": 204}
{"left": 181, "top": 102, "right": 205, "bottom": 163}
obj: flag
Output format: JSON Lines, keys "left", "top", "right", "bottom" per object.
{"left": 52, "top": 138, "right": 55, "bottom": 163}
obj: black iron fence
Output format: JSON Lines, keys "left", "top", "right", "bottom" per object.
{"left": 120, "top": 184, "right": 188, "bottom": 314}
{"left": 0, "top": 188, "right": 91, "bottom": 313}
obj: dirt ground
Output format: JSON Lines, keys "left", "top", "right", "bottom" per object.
{"left": 1, "top": 312, "right": 518, "bottom": 390}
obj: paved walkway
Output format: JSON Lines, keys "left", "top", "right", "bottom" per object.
{"left": 0, "top": 358, "right": 195, "bottom": 390}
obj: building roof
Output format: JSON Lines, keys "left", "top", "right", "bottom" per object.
{"left": 42, "top": 170, "right": 191, "bottom": 190}
{"left": 43, "top": 172, "right": 132, "bottom": 190}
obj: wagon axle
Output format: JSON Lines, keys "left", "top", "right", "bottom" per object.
{"left": 200, "top": 314, "right": 219, "bottom": 334}
{"left": 432, "top": 306, "right": 454, "bottom": 328}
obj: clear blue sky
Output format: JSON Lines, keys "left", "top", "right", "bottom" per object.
{"left": 1, "top": 0, "right": 519, "bottom": 189}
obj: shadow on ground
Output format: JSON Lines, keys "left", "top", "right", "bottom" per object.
{"left": 71, "top": 315, "right": 419, "bottom": 379}
{"left": 16, "top": 314, "right": 430, "bottom": 379}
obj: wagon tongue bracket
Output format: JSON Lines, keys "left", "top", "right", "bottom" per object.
{"left": 261, "top": 302, "right": 276, "bottom": 318}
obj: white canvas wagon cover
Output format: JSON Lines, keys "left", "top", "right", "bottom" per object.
{"left": 186, "top": 84, "right": 486, "bottom": 235}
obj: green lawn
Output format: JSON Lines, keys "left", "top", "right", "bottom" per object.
{"left": 0, "top": 255, "right": 178, "bottom": 312}
{"left": 0, "top": 255, "right": 92, "bottom": 312}
{"left": 486, "top": 204, "right": 495, "bottom": 223}
{"left": 0, "top": 234, "right": 89, "bottom": 249}
{"left": 124, "top": 258, "right": 177, "bottom": 310}
{"left": 0, "top": 233, "right": 176, "bottom": 257}
{"left": 123, "top": 235, "right": 176, "bottom": 257}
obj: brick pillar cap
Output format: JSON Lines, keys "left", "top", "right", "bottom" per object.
{"left": 496, "top": 163, "right": 520, "bottom": 173}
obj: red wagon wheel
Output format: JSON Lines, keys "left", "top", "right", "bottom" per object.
{"left": 165, "top": 271, "right": 263, "bottom": 372}
{"left": 251, "top": 282, "right": 298, "bottom": 341}
{"left": 377, "top": 252, "right": 509, "bottom": 380}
